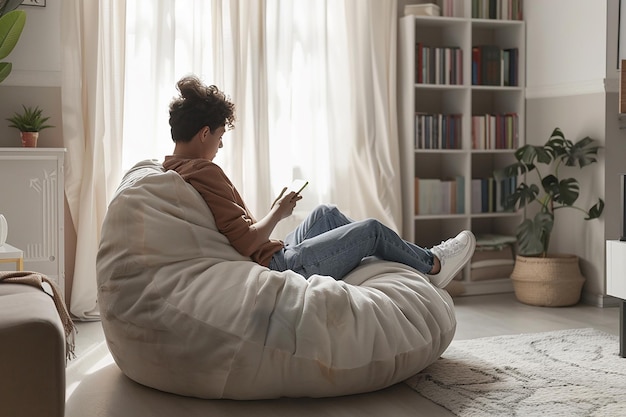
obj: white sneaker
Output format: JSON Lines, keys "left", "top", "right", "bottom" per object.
{"left": 428, "top": 230, "right": 476, "bottom": 288}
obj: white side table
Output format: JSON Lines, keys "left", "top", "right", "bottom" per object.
{"left": 606, "top": 240, "right": 626, "bottom": 357}
{"left": 0, "top": 243, "right": 24, "bottom": 271}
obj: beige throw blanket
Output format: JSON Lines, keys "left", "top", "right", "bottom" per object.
{"left": 0, "top": 271, "right": 76, "bottom": 360}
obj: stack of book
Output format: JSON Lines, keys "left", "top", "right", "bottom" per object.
{"left": 404, "top": 3, "right": 440, "bottom": 16}
{"left": 471, "top": 45, "right": 519, "bottom": 86}
{"left": 471, "top": 176, "right": 517, "bottom": 213}
{"left": 415, "top": 112, "right": 463, "bottom": 149}
{"left": 414, "top": 177, "right": 465, "bottom": 215}
{"left": 471, "top": 0, "right": 524, "bottom": 20}
{"left": 415, "top": 42, "right": 463, "bottom": 85}
{"left": 471, "top": 112, "right": 519, "bottom": 149}
{"left": 470, "top": 234, "right": 517, "bottom": 281}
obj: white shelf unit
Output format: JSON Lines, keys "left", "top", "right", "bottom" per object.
{"left": 0, "top": 148, "right": 66, "bottom": 296}
{"left": 398, "top": 6, "right": 525, "bottom": 295}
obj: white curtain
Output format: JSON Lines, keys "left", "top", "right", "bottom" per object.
{"left": 61, "top": 1, "right": 126, "bottom": 319}
{"left": 123, "top": 0, "right": 401, "bottom": 233}
{"left": 62, "top": 0, "right": 401, "bottom": 317}
{"left": 344, "top": 1, "right": 401, "bottom": 229}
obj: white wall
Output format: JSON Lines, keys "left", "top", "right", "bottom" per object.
{"left": 0, "top": 2, "right": 70, "bottom": 300}
{"left": 525, "top": 0, "right": 625, "bottom": 306}
{"left": 525, "top": 0, "right": 607, "bottom": 98}
{"left": 5, "top": 1, "right": 61, "bottom": 87}
{"left": 0, "top": 2, "right": 63, "bottom": 148}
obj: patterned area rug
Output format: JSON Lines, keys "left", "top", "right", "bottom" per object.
{"left": 404, "top": 328, "right": 626, "bottom": 417}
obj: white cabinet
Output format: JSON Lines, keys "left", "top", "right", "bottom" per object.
{"left": 398, "top": 2, "right": 525, "bottom": 294}
{"left": 0, "top": 148, "right": 65, "bottom": 295}
{"left": 606, "top": 240, "right": 626, "bottom": 357}
{"left": 607, "top": 240, "right": 626, "bottom": 300}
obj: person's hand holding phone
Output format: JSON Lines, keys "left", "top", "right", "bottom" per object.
{"left": 271, "top": 180, "right": 308, "bottom": 214}
{"left": 287, "top": 179, "right": 308, "bottom": 195}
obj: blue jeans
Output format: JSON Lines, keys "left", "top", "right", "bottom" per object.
{"left": 269, "top": 204, "right": 434, "bottom": 280}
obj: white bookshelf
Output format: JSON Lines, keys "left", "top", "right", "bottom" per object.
{"left": 398, "top": 1, "right": 525, "bottom": 294}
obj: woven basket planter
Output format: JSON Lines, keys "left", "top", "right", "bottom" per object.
{"left": 510, "top": 254, "right": 585, "bottom": 307}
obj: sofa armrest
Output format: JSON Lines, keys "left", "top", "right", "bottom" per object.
{"left": 0, "top": 283, "right": 65, "bottom": 417}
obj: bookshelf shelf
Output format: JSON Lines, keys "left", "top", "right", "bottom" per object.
{"left": 471, "top": 85, "right": 523, "bottom": 91}
{"left": 415, "top": 84, "right": 466, "bottom": 90}
{"left": 472, "top": 18, "right": 522, "bottom": 28}
{"left": 399, "top": 0, "right": 525, "bottom": 294}
{"left": 470, "top": 211, "right": 520, "bottom": 219}
{"left": 414, "top": 214, "right": 468, "bottom": 220}
{"left": 470, "top": 149, "right": 517, "bottom": 154}
{"left": 416, "top": 149, "right": 466, "bottom": 154}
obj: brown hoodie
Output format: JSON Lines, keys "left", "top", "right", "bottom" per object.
{"left": 163, "top": 156, "right": 283, "bottom": 266}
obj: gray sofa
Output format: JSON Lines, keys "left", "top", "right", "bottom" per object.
{"left": 0, "top": 283, "right": 65, "bottom": 417}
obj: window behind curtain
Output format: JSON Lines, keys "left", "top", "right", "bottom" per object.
{"left": 121, "top": 0, "right": 353, "bottom": 231}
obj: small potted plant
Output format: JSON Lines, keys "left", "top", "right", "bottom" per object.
{"left": 6, "top": 105, "right": 54, "bottom": 147}
{"left": 497, "top": 127, "right": 604, "bottom": 306}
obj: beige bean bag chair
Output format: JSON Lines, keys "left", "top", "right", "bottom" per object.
{"left": 96, "top": 160, "right": 456, "bottom": 400}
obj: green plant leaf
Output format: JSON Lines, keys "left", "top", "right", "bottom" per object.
{"left": 549, "top": 127, "right": 565, "bottom": 140}
{"left": 6, "top": 105, "right": 54, "bottom": 132}
{"left": 541, "top": 174, "right": 559, "bottom": 196}
{"left": 586, "top": 198, "right": 605, "bottom": 220}
{"left": 556, "top": 178, "right": 580, "bottom": 205}
{"left": 516, "top": 212, "right": 554, "bottom": 256}
{"left": 505, "top": 127, "right": 603, "bottom": 257}
{"left": 544, "top": 137, "right": 567, "bottom": 159}
{"left": 515, "top": 144, "right": 541, "bottom": 165}
{"left": 561, "top": 136, "right": 601, "bottom": 168}
{"left": 542, "top": 175, "right": 579, "bottom": 206}
{"left": 505, "top": 182, "right": 539, "bottom": 210}
{"left": 0, "top": 10, "right": 25, "bottom": 61}
{"left": 0, "top": 61, "right": 9, "bottom": 83}
{"left": 497, "top": 161, "right": 529, "bottom": 179}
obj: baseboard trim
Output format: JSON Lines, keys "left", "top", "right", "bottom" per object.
{"left": 581, "top": 292, "right": 621, "bottom": 308}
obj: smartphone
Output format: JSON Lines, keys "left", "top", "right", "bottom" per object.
{"left": 288, "top": 179, "right": 309, "bottom": 195}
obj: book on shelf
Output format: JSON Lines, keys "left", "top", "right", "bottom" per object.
{"left": 439, "top": 0, "right": 455, "bottom": 17}
{"left": 475, "top": 233, "right": 517, "bottom": 248}
{"left": 471, "top": 0, "right": 523, "bottom": 20}
{"left": 404, "top": 3, "right": 440, "bottom": 17}
{"left": 415, "top": 43, "right": 463, "bottom": 85}
{"left": 471, "top": 45, "right": 518, "bottom": 87}
{"left": 470, "top": 233, "right": 517, "bottom": 281}
{"left": 470, "top": 176, "right": 517, "bottom": 213}
{"left": 414, "top": 176, "right": 464, "bottom": 215}
{"left": 415, "top": 112, "right": 463, "bottom": 149}
{"left": 472, "top": 45, "right": 501, "bottom": 86}
{"left": 502, "top": 48, "right": 519, "bottom": 86}
{"left": 455, "top": 175, "right": 465, "bottom": 214}
{"left": 471, "top": 113, "right": 518, "bottom": 149}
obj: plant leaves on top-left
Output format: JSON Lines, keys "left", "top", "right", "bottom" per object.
{"left": 0, "top": 10, "right": 26, "bottom": 60}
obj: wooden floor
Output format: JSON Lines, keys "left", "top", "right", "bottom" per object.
{"left": 68, "top": 293, "right": 621, "bottom": 417}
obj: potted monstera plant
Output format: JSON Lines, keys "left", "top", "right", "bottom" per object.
{"left": 497, "top": 127, "right": 604, "bottom": 306}
{"left": 0, "top": 0, "right": 27, "bottom": 84}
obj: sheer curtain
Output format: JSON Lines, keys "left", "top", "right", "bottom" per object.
{"left": 62, "top": 0, "right": 401, "bottom": 317}
{"left": 61, "top": 1, "right": 126, "bottom": 319}
{"left": 123, "top": 0, "right": 401, "bottom": 233}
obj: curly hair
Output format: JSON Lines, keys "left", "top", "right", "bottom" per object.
{"left": 168, "top": 75, "right": 236, "bottom": 143}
